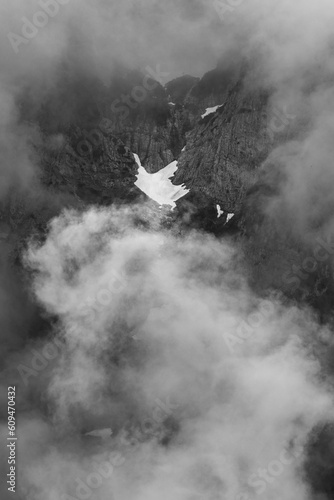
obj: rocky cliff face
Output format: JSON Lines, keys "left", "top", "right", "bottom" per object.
{"left": 0, "top": 61, "right": 294, "bottom": 272}
{"left": 44, "top": 130, "right": 141, "bottom": 205}
{"left": 6, "top": 59, "right": 334, "bottom": 499}
{"left": 173, "top": 81, "right": 270, "bottom": 212}
{"left": 5, "top": 59, "right": 326, "bottom": 307}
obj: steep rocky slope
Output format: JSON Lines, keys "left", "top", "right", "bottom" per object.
{"left": 1, "top": 61, "right": 296, "bottom": 274}
{"left": 173, "top": 81, "right": 270, "bottom": 212}
{"left": 8, "top": 59, "right": 329, "bottom": 309}
{"left": 4, "top": 58, "right": 334, "bottom": 500}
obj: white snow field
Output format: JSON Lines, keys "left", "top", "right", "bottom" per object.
{"left": 134, "top": 154, "right": 190, "bottom": 209}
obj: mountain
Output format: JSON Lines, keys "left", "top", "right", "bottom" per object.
{"left": 2, "top": 58, "right": 331, "bottom": 325}
{"left": 4, "top": 60, "right": 323, "bottom": 300}
{"left": 2, "top": 58, "right": 334, "bottom": 499}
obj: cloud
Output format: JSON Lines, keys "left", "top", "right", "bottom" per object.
{"left": 1, "top": 2, "right": 334, "bottom": 499}
{"left": 3, "top": 205, "right": 330, "bottom": 500}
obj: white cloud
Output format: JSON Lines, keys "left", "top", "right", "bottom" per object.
{"left": 15, "top": 205, "right": 334, "bottom": 500}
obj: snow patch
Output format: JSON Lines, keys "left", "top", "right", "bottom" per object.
{"left": 216, "top": 205, "right": 224, "bottom": 218}
{"left": 216, "top": 205, "right": 235, "bottom": 224}
{"left": 201, "top": 104, "right": 224, "bottom": 119}
{"left": 85, "top": 428, "right": 112, "bottom": 440}
{"left": 134, "top": 154, "right": 190, "bottom": 209}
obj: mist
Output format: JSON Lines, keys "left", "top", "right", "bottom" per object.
{"left": 0, "top": 1, "right": 334, "bottom": 500}
{"left": 2, "top": 205, "right": 333, "bottom": 500}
